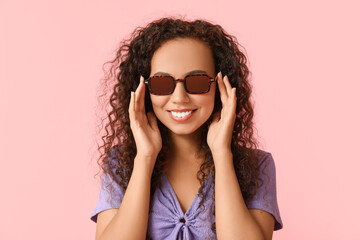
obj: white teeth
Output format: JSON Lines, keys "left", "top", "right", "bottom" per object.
{"left": 171, "top": 111, "right": 192, "bottom": 118}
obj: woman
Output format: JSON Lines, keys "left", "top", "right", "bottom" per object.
{"left": 90, "top": 17, "right": 283, "bottom": 239}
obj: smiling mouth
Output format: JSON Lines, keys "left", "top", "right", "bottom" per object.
{"left": 167, "top": 109, "right": 197, "bottom": 120}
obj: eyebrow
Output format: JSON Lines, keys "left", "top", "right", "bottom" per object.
{"left": 153, "top": 70, "right": 207, "bottom": 77}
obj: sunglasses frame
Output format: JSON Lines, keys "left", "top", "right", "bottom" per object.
{"left": 144, "top": 73, "right": 216, "bottom": 95}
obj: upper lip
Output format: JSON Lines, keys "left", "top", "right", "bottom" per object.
{"left": 168, "top": 109, "right": 196, "bottom": 112}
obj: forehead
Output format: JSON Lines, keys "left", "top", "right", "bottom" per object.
{"left": 150, "top": 38, "right": 215, "bottom": 77}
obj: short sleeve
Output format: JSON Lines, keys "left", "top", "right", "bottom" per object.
{"left": 245, "top": 150, "right": 283, "bottom": 230}
{"left": 90, "top": 149, "right": 124, "bottom": 223}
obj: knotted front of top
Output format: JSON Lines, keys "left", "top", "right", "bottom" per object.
{"left": 147, "top": 172, "right": 215, "bottom": 240}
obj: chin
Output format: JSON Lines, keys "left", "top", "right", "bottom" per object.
{"left": 167, "top": 127, "right": 198, "bottom": 136}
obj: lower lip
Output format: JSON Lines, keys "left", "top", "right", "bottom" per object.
{"left": 169, "top": 110, "right": 196, "bottom": 122}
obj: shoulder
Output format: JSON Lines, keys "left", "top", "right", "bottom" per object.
{"left": 246, "top": 149, "right": 284, "bottom": 230}
{"left": 100, "top": 146, "right": 125, "bottom": 192}
{"left": 90, "top": 146, "right": 125, "bottom": 223}
{"left": 103, "top": 146, "right": 124, "bottom": 175}
{"left": 253, "top": 149, "right": 276, "bottom": 174}
{"left": 254, "top": 149, "right": 273, "bottom": 162}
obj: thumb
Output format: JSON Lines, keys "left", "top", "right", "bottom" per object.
{"left": 147, "top": 111, "right": 158, "bottom": 129}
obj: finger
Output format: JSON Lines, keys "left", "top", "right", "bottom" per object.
{"left": 217, "top": 72, "right": 228, "bottom": 104}
{"left": 231, "top": 88, "right": 237, "bottom": 113}
{"left": 134, "top": 76, "right": 144, "bottom": 112}
{"left": 223, "top": 75, "right": 232, "bottom": 97}
{"left": 136, "top": 76, "right": 146, "bottom": 113}
{"left": 128, "top": 91, "right": 135, "bottom": 121}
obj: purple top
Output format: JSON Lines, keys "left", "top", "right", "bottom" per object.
{"left": 90, "top": 149, "right": 283, "bottom": 239}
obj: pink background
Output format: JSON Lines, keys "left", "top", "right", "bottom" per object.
{"left": 1, "top": 0, "right": 359, "bottom": 239}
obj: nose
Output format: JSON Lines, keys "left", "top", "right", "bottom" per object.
{"left": 170, "top": 81, "right": 190, "bottom": 103}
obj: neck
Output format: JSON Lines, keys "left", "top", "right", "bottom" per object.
{"left": 165, "top": 128, "right": 205, "bottom": 174}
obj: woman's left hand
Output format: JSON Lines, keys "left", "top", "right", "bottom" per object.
{"left": 207, "top": 72, "right": 237, "bottom": 158}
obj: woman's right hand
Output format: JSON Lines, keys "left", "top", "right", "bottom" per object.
{"left": 128, "top": 76, "right": 162, "bottom": 167}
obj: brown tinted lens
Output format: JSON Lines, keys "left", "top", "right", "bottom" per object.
{"left": 150, "top": 76, "right": 174, "bottom": 95}
{"left": 185, "top": 75, "right": 209, "bottom": 93}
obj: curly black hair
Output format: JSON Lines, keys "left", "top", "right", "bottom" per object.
{"left": 94, "top": 16, "right": 267, "bottom": 237}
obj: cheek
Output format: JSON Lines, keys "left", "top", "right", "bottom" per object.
{"left": 206, "top": 90, "right": 216, "bottom": 105}
{"left": 199, "top": 97, "right": 214, "bottom": 106}
{"left": 196, "top": 94, "right": 216, "bottom": 113}
{"left": 150, "top": 96, "right": 167, "bottom": 112}
{"left": 207, "top": 93, "right": 216, "bottom": 112}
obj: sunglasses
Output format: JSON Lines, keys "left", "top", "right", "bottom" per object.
{"left": 144, "top": 73, "right": 216, "bottom": 95}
